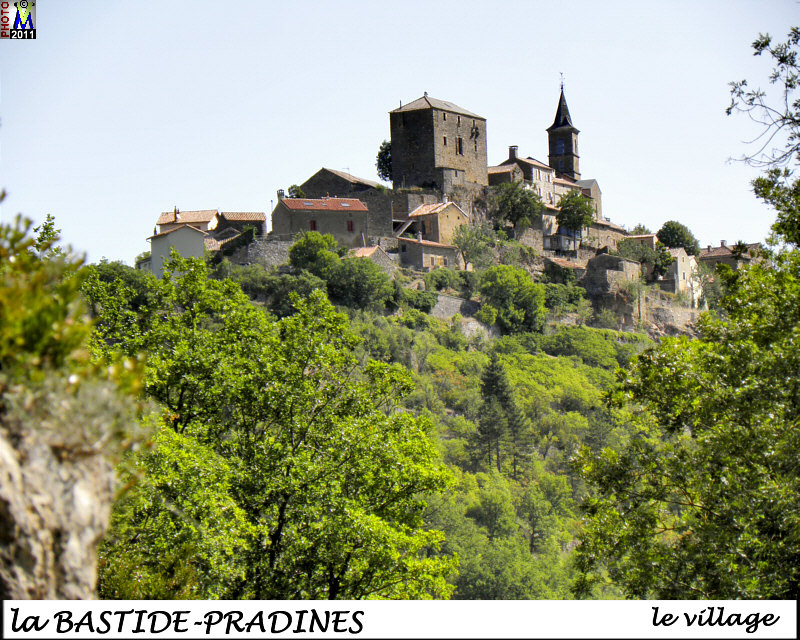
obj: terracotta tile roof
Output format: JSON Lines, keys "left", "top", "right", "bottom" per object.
{"left": 667, "top": 247, "right": 688, "bottom": 258}
{"left": 157, "top": 209, "right": 218, "bottom": 225}
{"left": 352, "top": 246, "right": 379, "bottom": 258}
{"left": 488, "top": 165, "right": 516, "bottom": 174}
{"left": 547, "top": 257, "right": 584, "bottom": 270}
{"left": 524, "top": 156, "right": 553, "bottom": 170}
{"left": 699, "top": 243, "right": 760, "bottom": 259}
{"left": 148, "top": 224, "right": 208, "bottom": 240}
{"left": 626, "top": 234, "right": 657, "bottom": 240}
{"left": 219, "top": 211, "right": 266, "bottom": 222}
{"left": 554, "top": 177, "right": 577, "bottom": 186}
{"left": 391, "top": 95, "right": 484, "bottom": 119}
{"left": 408, "top": 202, "right": 468, "bottom": 218}
{"left": 591, "top": 218, "right": 626, "bottom": 232}
{"left": 280, "top": 197, "right": 368, "bottom": 212}
{"left": 398, "top": 237, "right": 455, "bottom": 249}
{"left": 204, "top": 232, "right": 242, "bottom": 252}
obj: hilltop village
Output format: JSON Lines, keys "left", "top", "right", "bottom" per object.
{"left": 137, "top": 90, "right": 760, "bottom": 336}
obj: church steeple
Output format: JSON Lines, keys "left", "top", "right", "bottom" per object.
{"left": 547, "top": 85, "right": 581, "bottom": 180}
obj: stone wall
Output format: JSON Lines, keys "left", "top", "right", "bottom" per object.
{"left": 248, "top": 238, "right": 293, "bottom": 268}
{"left": 430, "top": 294, "right": 480, "bottom": 320}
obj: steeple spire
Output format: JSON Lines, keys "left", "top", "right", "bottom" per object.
{"left": 548, "top": 85, "right": 576, "bottom": 131}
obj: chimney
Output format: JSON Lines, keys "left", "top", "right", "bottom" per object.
{"left": 277, "top": 188, "right": 285, "bottom": 199}
{"left": 509, "top": 145, "right": 518, "bottom": 160}
{"left": 720, "top": 240, "right": 727, "bottom": 247}
{"left": 416, "top": 230, "right": 423, "bottom": 241}
{"left": 442, "top": 194, "right": 449, "bottom": 204}
{"left": 707, "top": 245, "right": 711, "bottom": 252}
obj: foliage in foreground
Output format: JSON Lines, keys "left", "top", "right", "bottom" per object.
{"left": 89, "top": 255, "right": 455, "bottom": 599}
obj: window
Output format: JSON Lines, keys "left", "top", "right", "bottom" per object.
{"left": 474, "top": 140, "right": 477, "bottom": 152}
{"left": 556, "top": 139, "right": 565, "bottom": 154}
{"left": 430, "top": 257, "right": 435, "bottom": 266}
{"left": 443, "top": 112, "right": 447, "bottom": 121}
{"left": 457, "top": 116, "right": 461, "bottom": 126}
{"left": 347, "top": 220, "right": 354, "bottom": 232}
{"left": 457, "top": 137, "right": 463, "bottom": 155}
{"left": 309, "top": 220, "right": 317, "bottom": 231}
{"left": 443, "top": 136, "right": 447, "bottom": 146}
{"left": 443, "top": 257, "right": 448, "bottom": 266}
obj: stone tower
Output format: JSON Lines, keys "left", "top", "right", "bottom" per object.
{"left": 547, "top": 87, "right": 581, "bottom": 180}
{"left": 389, "top": 94, "right": 488, "bottom": 193}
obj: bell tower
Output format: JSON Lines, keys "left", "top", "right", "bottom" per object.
{"left": 547, "top": 85, "right": 580, "bottom": 180}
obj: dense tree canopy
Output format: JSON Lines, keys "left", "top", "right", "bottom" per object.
{"left": 491, "top": 181, "right": 544, "bottom": 230}
{"left": 555, "top": 191, "right": 595, "bottom": 234}
{"left": 376, "top": 140, "right": 392, "bottom": 182}
{"left": 477, "top": 265, "right": 546, "bottom": 334}
{"left": 88, "top": 255, "right": 455, "bottom": 599}
{"left": 656, "top": 220, "right": 700, "bottom": 256}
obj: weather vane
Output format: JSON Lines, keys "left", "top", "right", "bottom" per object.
{"left": 560, "top": 72, "right": 564, "bottom": 89}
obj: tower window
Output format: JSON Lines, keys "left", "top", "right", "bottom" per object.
{"left": 457, "top": 138, "right": 464, "bottom": 155}
{"left": 457, "top": 116, "right": 461, "bottom": 126}
{"left": 443, "top": 112, "right": 447, "bottom": 121}
{"left": 443, "top": 136, "right": 447, "bottom": 146}
{"left": 556, "top": 139, "right": 565, "bottom": 154}
{"left": 474, "top": 139, "right": 478, "bottom": 152}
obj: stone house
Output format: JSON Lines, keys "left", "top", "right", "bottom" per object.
{"left": 398, "top": 237, "right": 464, "bottom": 271}
{"left": 147, "top": 225, "right": 209, "bottom": 278}
{"left": 299, "top": 168, "right": 393, "bottom": 238}
{"left": 663, "top": 247, "right": 702, "bottom": 306}
{"left": 699, "top": 241, "right": 761, "bottom": 270}
{"left": 585, "top": 218, "right": 626, "bottom": 251}
{"left": 493, "top": 147, "right": 558, "bottom": 206}
{"left": 390, "top": 94, "right": 488, "bottom": 194}
{"left": 625, "top": 234, "right": 658, "bottom": 250}
{"left": 397, "top": 200, "right": 470, "bottom": 245}
{"left": 270, "top": 197, "right": 369, "bottom": 248}
{"left": 581, "top": 253, "right": 641, "bottom": 295}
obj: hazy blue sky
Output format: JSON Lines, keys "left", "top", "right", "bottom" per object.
{"left": 1, "top": 1, "right": 797, "bottom": 263}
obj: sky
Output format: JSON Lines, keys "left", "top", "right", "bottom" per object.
{"left": 0, "top": 0, "right": 797, "bottom": 264}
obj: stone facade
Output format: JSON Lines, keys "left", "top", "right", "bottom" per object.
{"left": 271, "top": 197, "right": 369, "bottom": 248}
{"left": 390, "top": 95, "right": 488, "bottom": 193}
{"left": 406, "top": 201, "right": 470, "bottom": 245}
{"left": 698, "top": 241, "right": 761, "bottom": 271}
{"left": 248, "top": 238, "right": 293, "bottom": 268}
{"left": 398, "top": 237, "right": 464, "bottom": 271}
{"left": 581, "top": 253, "right": 641, "bottom": 295}
{"left": 299, "top": 168, "right": 393, "bottom": 238}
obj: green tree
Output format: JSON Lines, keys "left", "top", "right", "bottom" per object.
{"left": 576, "top": 30, "right": 800, "bottom": 598}
{"left": 91, "top": 255, "right": 455, "bottom": 599}
{"left": 656, "top": 220, "right": 700, "bottom": 256}
{"left": 288, "top": 231, "right": 342, "bottom": 279}
{"left": 479, "top": 265, "right": 546, "bottom": 334}
{"left": 327, "top": 257, "right": 393, "bottom": 310}
{"left": 451, "top": 222, "right": 495, "bottom": 270}
{"left": 629, "top": 223, "right": 651, "bottom": 235}
{"left": 555, "top": 190, "right": 595, "bottom": 235}
{"left": 491, "top": 181, "right": 544, "bottom": 230}
{"left": 287, "top": 184, "right": 306, "bottom": 198}
{"left": 376, "top": 140, "right": 392, "bottom": 182}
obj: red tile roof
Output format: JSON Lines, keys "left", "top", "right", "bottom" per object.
{"left": 699, "top": 243, "right": 761, "bottom": 259}
{"left": 280, "top": 197, "right": 367, "bottom": 212}
{"left": 547, "top": 257, "right": 584, "bottom": 270}
{"left": 408, "top": 202, "right": 468, "bottom": 218}
{"left": 352, "top": 246, "right": 379, "bottom": 258}
{"left": 219, "top": 211, "right": 266, "bottom": 221}
{"left": 398, "top": 237, "right": 454, "bottom": 249}
{"left": 157, "top": 209, "right": 218, "bottom": 225}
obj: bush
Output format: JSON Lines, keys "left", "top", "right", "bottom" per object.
{"left": 479, "top": 265, "right": 546, "bottom": 334}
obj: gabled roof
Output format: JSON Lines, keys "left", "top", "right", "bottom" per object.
{"left": 498, "top": 155, "right": 553, "bottom": 171}
{"left": 591, "top": 218, "right": 626, "bottom": 232}
{"left": 626, "top": 234, "right": 657, "bottom": 240}
{"left": 547, "top": 87, "right": 579, "bottom": 132}
{"left": 352, "top": 246, "right": 379, "bottom": 258}
{"left": 699, "top": 242, "right": 761, "bottom": 259}
{"left": 398, "top": 237, "right": 455, "bottom": 249}
{"left": 148, "top": 224, "right": 208, "bottom": 240}
{"left": 554, "top": 176, "right": 578, "bottom": 187}
{"left": 204, "top": 232, "right": 242, "bottom": 252}
{"left": 318, "top": 168, "right": 382, "bottom": 190}
{"left": 157, "top": 209, "right": 218, "bottom": 225}
{"left": 391, "top": 95, "right": 484, "bottom": 119}
{"left": 488, "top": 165, "right": 517, "bottom": 174}
{"left": 407, "top": 201, "right": 468, "bottom": 218}
{"left": 547, "top": 257, "right": 584, "bottom": 270}
{"left": 279, "top": 197, "right": 368, "bottom": 212}
{"left": 575, "top": 179, "right": 601, "bottom": 191}
{"left": 219, "top": 211, "right": 266, "bottom": 222}
{"left": 667, "top": 247, "right": 688, "bottom": 258}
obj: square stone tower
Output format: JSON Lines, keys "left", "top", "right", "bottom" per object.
{"left": 389, "top": 94, "right": 488, "bottom": 193}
